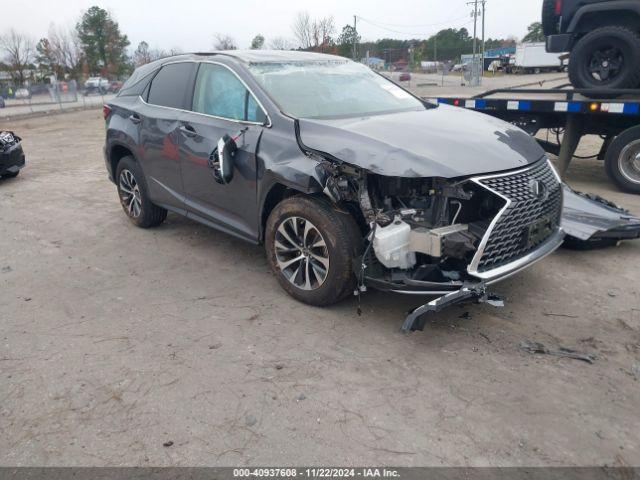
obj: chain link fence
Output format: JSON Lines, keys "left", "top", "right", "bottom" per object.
{"left": 1, "top": 81, "right": 116, "bottom": 118}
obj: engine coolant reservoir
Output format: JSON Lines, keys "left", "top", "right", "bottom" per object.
{"left": 372, "top": 217, "right": 416, "bottom": 270}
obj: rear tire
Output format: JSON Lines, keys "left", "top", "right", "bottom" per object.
{"left": 115, "top": 156, "right": 167, "bottom": 227}
{"left": 265, "top": 196, "right": 362, "bottom": 307}
{"left": 1, "top": 171, "right": 19, "bottom": 179}
{"left": 569, "top": 26, "right": 640, "bottom": 91}
{"left": 604, "top": 126, "right": 640, "bottom": 194}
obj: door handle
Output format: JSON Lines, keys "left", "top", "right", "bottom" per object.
{"left": 128, "top": 114, "right": 141, "bottom": 125}
{"left": 179, "top": 124, "right": 197, "bottom": 137}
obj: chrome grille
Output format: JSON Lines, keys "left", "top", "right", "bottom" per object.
{"left": 475, "top": 160, "right": 562, "bottom": 273}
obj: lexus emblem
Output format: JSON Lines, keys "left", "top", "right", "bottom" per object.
{"left": 530, "top": 179, "right": 548, "bottom": 201}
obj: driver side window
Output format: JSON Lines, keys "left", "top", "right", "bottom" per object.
{"left": 192, "top": 63, "right": 266, "bottom": 123}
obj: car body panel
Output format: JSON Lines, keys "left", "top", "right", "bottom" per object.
{"left": 562, "top": 185, "right": 640, "bottom": 240}
{"left": 297, "top": 104, "right": 545, "bottom": 178}
{"left": 178, "top": 109, "right": 263, "bottom": 241}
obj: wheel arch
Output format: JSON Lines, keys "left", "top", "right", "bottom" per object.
{"left": 259, "top": 182, "right": 298, "bottom": 243}
{"left": 109, "top": 142, "right": 138, "bottom": 180}
{"left": 568, "top": 3, "right": 640, "bottom": 34}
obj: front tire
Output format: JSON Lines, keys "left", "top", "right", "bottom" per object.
{"left": 569, "top": 26, "right": 640, "bottom": 91}
{"left": 605, "top": 126, "right": 640, "bottom": 194}
{"left": 265, "top": 196, "right": 362, "bottom": 307}
{"left": 115, "top": 156, "right": 167, "bottom": 228}
{"left": 1, "top": 171, "right": 19, "bottom": 179}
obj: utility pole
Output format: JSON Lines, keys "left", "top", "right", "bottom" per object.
{"left": 353, "top": 15, "right": 357, "bottom": 61}
{"left": 467, "top": 0, "right": 480, "bottom": 85}
{"left": 481, "top": 0, "right": 486, "bottom": 77}
{"left": 434, "top": 36, "right": 437, "bottom": 62}
{"left": 470, "top": 0, "right": 479, "bottom": 60}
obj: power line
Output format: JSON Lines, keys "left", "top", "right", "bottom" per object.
{"left": 355, "top": 11, "right": 470, "bottom": 29}
{"left": 357, "top": 15, "right": 474, "bottom": 37}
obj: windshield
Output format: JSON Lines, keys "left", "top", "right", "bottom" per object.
{"left": 247, "top": 60, "right": 425, "bottom": 119}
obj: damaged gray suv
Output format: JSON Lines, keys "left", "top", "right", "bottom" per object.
{"left": 104, "top": 51, "right": 640, "bottom": 330}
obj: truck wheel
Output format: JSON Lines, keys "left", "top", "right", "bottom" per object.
{"left": 265, "top": 196, "right": 362, "bottom": 307}
{"left": 605, "top": 126, "right": 640, "bottom": 194}
{"left": 569, "top": 26, "right": 640, "bottom": 91}
{"left": 116, "top": 156, "right": 168, "bottom": 227}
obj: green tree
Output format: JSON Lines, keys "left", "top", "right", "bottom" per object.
{"left": 250, "top": 34, "right": 265, "bottom": 50}
{"left": 522, "top": 22, "right": 545, "bottom": 43}
{"left": 336, "top": 24, "right": 360, "bottom": 58}
{"left": 76, "top": 6, "right": 130, "bottom": 77}
{"left": 36, "top": 38, "right": 58, "bottom": 76}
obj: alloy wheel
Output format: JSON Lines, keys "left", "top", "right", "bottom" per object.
{"left": 118, "top": 169, "right": 142, "bottom": 218}
{"left": 619, "top": 139, "right": 640, "bottom": 185}
{"left": 274, "top": 216, "right": 330, "bottom": 291}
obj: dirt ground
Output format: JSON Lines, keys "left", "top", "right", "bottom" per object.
{"left": 1, "top": 107, "right": 639, "bottom": 467}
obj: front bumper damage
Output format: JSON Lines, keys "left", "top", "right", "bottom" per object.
{"left": 561, "top": 186, "right": 640, "bottom": 246}
{"left": 401, "top": 283, "right": 505, "bottom": 332}
{"left": 316, "top": 156, "right": 640, "bottom": 332}
{"left": 400, "top": 187, "right": 640, "bottom": 332}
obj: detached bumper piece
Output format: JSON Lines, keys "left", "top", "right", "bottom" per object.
{"left": 562, "top": 186, "right": 640, "bottom": 247}
{"left": 0, "top": 131, "right": 25, "bottom": 176}
{"left": 401, "top": 283, "right": 504, "bottom": 333}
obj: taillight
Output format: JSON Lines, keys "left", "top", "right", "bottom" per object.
{"left": 103, "top": 104, "right": 112, "bottom": 120}
{"left": 554, "top": 0, "right": 562, "bottom": 15}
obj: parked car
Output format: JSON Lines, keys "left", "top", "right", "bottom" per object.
{"left": 14, "top": 88, "right": 31, "bottom": 99}
{"left": 543, "top": 0, "right": 640, "bottom": 89}
{"left": 103, "top": 51, "right": 640, "bottom": 328}
{"left": 0, "top": 131, "right": 25, "bottom": 179}
{"left": 398, "top": 72, "right": 411, "bottom": 82}
{"left": 84, "top": 77, "right": 109, "bottom": 95}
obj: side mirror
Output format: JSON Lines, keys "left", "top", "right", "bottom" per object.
{"left": 211, "top": 134, "right": 237, "bottom": 185}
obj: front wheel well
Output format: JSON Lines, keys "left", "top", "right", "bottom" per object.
{"left": 260, "top": 183, "right": 292, "bottom": 242}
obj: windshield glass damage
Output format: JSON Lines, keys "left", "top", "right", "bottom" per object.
{"left": 248, "top": 60, "right": 426, "bottom": 119}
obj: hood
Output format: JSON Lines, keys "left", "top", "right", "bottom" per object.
{"left": 297, "top": 104, "right": 545, "bottom": 178}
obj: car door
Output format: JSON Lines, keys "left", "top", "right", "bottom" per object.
{"left": 178, "top": 62, "right": 268, "bottom": 242}
{"left": 139, "top": 61, "right": 197, "bottom": 211}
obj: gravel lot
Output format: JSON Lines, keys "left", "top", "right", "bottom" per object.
{"left": 1, "top": 102, "right": 639, "bottom": 466}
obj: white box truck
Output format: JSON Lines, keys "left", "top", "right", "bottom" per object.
{"left": 508, "top": 42, "right": 566, "bottom": 74}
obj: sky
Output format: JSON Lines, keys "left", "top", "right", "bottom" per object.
{"left": 2, "top": 0, "right": 542, "bottom": 52}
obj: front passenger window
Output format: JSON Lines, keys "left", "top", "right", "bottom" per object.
{"left": 193, "top": 63, "right": 266, "bottom": 123}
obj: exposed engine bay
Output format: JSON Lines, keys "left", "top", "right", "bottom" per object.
{"left": 322, "top": 157, "right": 562, "bottom": 286}
{"left": 317, "top": 156, "right": 640, "bottom": 331}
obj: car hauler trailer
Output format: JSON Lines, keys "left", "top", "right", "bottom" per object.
{"left": 433, "top": 87, "right": 640, "bottom": 194}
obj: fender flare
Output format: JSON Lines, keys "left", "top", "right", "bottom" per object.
{"left": 567, "top": 0, "right": 640, "bottom": 32}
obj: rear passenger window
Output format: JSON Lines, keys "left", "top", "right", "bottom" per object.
{"left": 147, "top": 63, "right": 196, "bottom": 109}
{"left": 192, "top": 63, "right": 267, "bottom": 123}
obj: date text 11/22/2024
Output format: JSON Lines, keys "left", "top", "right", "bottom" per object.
{"left": 233, "top": 468, "right": 400, "bottom": 478}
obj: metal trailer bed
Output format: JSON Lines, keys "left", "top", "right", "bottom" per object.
{"left": 432, "top": 87, "right": 640, "bottom": 193}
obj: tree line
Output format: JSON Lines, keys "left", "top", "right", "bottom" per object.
{"left": 0, "top": 6, "right": 541, "bottom": 87}
{"left": 0, "top": 6, "right": 130, "bottom": 86}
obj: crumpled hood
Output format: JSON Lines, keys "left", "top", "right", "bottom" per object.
{"left": 297, "top": 104, "right": 545, "bottom": 178}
